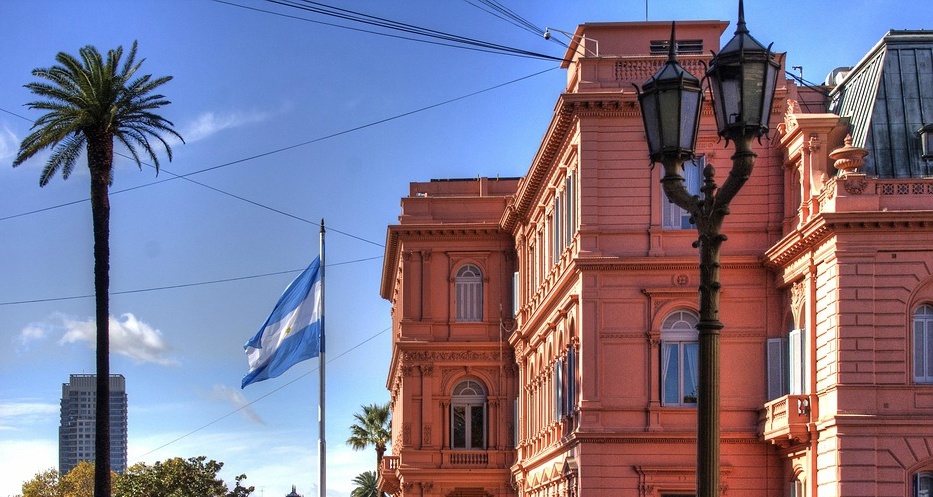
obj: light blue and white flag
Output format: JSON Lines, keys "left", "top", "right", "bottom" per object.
{"left": 242, "top": 256, "right": 322, "bottom": 388}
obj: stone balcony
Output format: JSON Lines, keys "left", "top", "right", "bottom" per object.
{"left": 759, "top": 394, "right": 816, "bottom": 449}
{"left": 378, "top": 456, "right": 400, "bottom": 495}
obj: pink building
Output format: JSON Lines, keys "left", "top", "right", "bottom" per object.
{"left": 379, "top": 19, "right": 933, "bottom": 497}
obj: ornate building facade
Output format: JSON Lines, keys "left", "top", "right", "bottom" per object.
{"left": 379, "top": 20, "right": 933, "bottom": 497}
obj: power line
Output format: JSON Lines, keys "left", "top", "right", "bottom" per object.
{"left": 1, "top": 67, "right": 557, "bottom": 241}
{"left": 211, "top": 0, "right": 565, "bottom": 62}
{"left": 0, "top": 256, "right": 382, "bottom": 307}
{"left": 134, "top": 325, "right": 391, "bottom": 462}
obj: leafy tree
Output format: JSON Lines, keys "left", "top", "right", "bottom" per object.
{"left": 350, "top": 471, "right": 378, "bottom": 497}
{"left": 346, "top": 403, "right": 391, "bottom": 472}
{"left": 22, "top": 468, "right": 61, "bottom": 497}
{"left": 61, "top": 462, "right": 96, "bottom": 497}
{"left": 113, "top": 456, "right": 247, "bottom": 497}
{"left": 13, "top": 41, "right": 182, "bottom": 497}
{"left": 225, "top": 475, "right": 254, "bottom": 497}
{"left": 22, "top": 463, "right": 113, "bottom": 497}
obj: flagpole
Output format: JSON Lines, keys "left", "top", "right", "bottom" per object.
{"left": 319, "top": 219, "right": 326, "bottom": 497}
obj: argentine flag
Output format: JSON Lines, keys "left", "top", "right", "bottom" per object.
{"left": 242, "top": 257, "right": 322, "bottom": 388}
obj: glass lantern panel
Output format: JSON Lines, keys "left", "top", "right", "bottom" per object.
{"left": 641, "top": 93, "right": 661, "bottom": 155}
{"left": 742, "top": 62, "right": 766, "bottom": 128}
{"left": 761, "top": 61, "right": 779, "bottom": 128}
{"left": 679, "top": 91, "right": 700, "bottom": 150}
{"left": 659, "top": 88, "right": 681, "bottom": 150}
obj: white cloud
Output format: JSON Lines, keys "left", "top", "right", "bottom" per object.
{"left": 16, "top": 324, "right": 48, "bottom": 346}
{"left": 0, "top": 125, "right": 20, "bottom": 161}
{"left": 207, "top": 385, "right": 264, "bottom": 425}
{"left": 0, "top": 439, "right": 57, "bottom": 497}
{"left": 0, "top": 400, "right": 60, "bottom": 432}
{"left": 178, "top": 110, "right": 273, "bottom": 144}
{"left": 57, "top": 313, "right": 178, "bottom": 366}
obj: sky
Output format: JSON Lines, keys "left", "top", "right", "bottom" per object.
{"left": 0, "top": 1, "right": 929, "bottom": 496}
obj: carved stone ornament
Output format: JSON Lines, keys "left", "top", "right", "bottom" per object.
{"left": 830, "top": 134, "right": 869, "bottom": 176}
{"left": 842, "top": 175, "right": 868, "bottom": 195}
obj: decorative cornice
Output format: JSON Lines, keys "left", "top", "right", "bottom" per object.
{"left": 503, "top": 93, "right": 644, "bottom": 233}
{"left": 765, "top": 211, "right": 933, "bottom": 268}
{"left": 576, "top": 255, "right": 762, "bottom": 272}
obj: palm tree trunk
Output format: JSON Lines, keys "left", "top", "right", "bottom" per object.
{"left": 89, "top": 135, "right": 112, "bottom": 497}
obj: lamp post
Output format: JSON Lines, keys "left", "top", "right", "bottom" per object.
{"left": 637, "top": 3, "right": 781, "bottom": 497}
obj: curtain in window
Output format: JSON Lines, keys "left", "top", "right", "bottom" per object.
{"left": 684, "top": 342, "right": 698, "bottom": 403}
{"left": 661, "top": 343, "right": 678, "bottom": 404}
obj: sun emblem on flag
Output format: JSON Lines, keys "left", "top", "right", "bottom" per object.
{"left": 285, "top": 326, "right": 292, "bottom": 336}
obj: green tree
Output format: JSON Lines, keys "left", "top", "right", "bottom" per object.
{"left": 225, "top": 475, "right": 254, "bottom": 497}
{"left": 22, "top": 468, "right": 61, "bottom": 497}
{"left": 349, "top": 471, "right": 378, "bottom": 497}
{"left": 13, "top": 41, "right": 182, "bottom": 497}
{"left": 113, "top": 456, "right": 244, "bottom": 497}
{"left": 346, "top": 402, "right": 392, "bottom": 472}
{"left": 61, "top": 462, "right": 96, "bottom": 497}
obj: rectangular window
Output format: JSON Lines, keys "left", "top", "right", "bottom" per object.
{"left": 662, "top": 156, "right": 703, "bottom": 229}
{"left": 915, "top": 307, "right": 933, "bottom": 383}
{"left": 662, "top": 342, "right": 698, "bottom": 405}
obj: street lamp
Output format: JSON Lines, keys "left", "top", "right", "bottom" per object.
{"left": 637, "top": 2, "right": 782, "bottom": 497}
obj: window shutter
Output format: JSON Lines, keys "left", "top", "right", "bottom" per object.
{"left": 512, "top": 271, "right": 520, "bottom": 317}
{"left": 789, "top": 329, "right": 805, "bottom": 395}
{"left": 766, "top": 337, "right": 788, "bottom": 400}
{"left": 554, "top": 358, "right": 564, "bottom": 421}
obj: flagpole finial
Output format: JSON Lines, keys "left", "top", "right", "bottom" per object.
{"left": 320, "top": 218, "right": 325, "bottom": 234}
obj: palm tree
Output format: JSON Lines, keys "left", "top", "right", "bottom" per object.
{"left": 13, "top": 41, "right": 182, "bottom": 497}
{"left": 346, "top": 403, "right": 392, "bottom": 473}
{"left": 350, "top": 471, "right": 378, "bottom": 497}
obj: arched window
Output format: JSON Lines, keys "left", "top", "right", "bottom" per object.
{"left": 915, "top": 471, "right": 933, "bottom": 497}
{"left": 914, "top": 304, "right": 933, "bottom": 383}
{"left": 455, "top": 264, "right": 483, "bottom": 322}
{"left": 661, "top": 310, "right": 699, "bottom": 406}
{"left": 451, "top": 379, "right": 487, "bottom": 449}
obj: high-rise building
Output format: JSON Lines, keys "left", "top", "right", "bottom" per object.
{"left": 59, "top": 374, "right": 128, "bottom": 476}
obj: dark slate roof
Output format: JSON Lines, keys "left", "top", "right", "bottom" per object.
{"left": 829, "top": 30, "right": 933, "bottom": 178}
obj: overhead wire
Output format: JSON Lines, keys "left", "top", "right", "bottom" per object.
{"left": 133, "top": 324, "right": 392, "bottom": 462}
{"left": 211, "top": 0, "right": 565, "bottom": 62}
{"left": 0, "top": 256, "right": 383, "bottom": 307}
{"left": 77, "top": 0, "right": 558, "bottom": 461}
{"left": 0, "top": 66, "right": 556, "bottom": 232}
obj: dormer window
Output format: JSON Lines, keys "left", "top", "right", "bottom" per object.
{"left": 920, "top": 124, "right": 933, "bottom": 160}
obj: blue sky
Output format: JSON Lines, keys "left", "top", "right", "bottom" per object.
{"left": 0, "top": 1, "right": 928, "bottom": 496}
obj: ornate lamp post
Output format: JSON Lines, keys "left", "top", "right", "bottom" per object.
{"left": 637, "top": 3, "right": 781, "bottom": 497}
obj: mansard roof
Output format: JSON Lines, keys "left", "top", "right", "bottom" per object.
{"left": 829, "top": 30, "right": 933, "bottom": 178}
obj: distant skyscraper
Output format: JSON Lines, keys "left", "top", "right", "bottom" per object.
{"left": 59, "top": 374, "right": 128, "bottom": 475}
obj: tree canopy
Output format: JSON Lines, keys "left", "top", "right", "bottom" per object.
{"left": 20, "top": 457, "right": 253, "bottom": 497}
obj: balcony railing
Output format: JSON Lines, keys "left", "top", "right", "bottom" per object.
{"left": 760, "top": 394, "right": 814, "bottom": 448}
{"left": 378, "top": 456, "right": 400, "bottom": 495}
